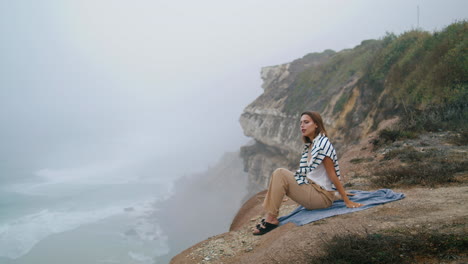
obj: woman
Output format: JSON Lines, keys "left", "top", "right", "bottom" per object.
{"left": 252, "top": 111, "right": 363, "bottom": 235}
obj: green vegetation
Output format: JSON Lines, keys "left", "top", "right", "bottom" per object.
{"left": 349, "top": 157, "right": 374, "bottom": 164}
{"left": 372, "top": 147, "right": 467, "bottom": 187}
{"left": 371, "top": 129, "right": 418, "bottom": 147}
{"left": 448, "top": 130, "right": 468, "bottom": 146}
{"left": 364, "top": 21, "right": 467, "bottom": 109}
{"left": 284, "top": 39, "right": 383, "bottom": 114}
{"left": 314, "top": 228, "right": 467, "bottom": 264}
{"left": 283, "top": 21, "right": 467, "bottom": 138}
{"left": 399, "top": 92, "right": 468, "bottom": 132}
{"left": 333, "top": 91, "right": 351, "bottom": 114}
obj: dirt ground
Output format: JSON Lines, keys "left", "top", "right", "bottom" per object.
{"left": 171, "top": 131, "right": 467, "bottom": 264}
{"left": 170, "top": 185, "right": 467, "bottom": 264}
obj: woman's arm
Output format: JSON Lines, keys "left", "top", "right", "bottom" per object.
{"left": 323, "top": 157, "right": 363, "bottom": 208}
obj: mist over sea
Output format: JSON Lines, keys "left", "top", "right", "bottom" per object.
{"left": 2, "top": 1, "right": 466, "bottom": 264}
{"left": 0, "top": 162, "right": 174, "bottom": 264}
{"left": 0, "top": 149, "right": 247, "bottom": 264}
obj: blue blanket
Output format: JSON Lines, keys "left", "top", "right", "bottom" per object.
{"left": 278, "top": 189, "right": 405, "bottom": 226}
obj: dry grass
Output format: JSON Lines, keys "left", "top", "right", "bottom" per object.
{"left": 313, "top": 227, "right": 467, "bottom": 264}
{"left": 371, "top": 147, "right": 468, "bottom": 187}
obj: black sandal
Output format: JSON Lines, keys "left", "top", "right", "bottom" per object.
{"left": 254, "top": 218, "right": 267, "bottom": 229}
{"left": 253, "top": 221, "right": 278, "bottom": 236}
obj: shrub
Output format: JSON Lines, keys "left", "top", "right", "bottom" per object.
{"left": 371, "top": 129, "right": 418, "bottom": 147}
{"left": 372, "top": 147, "right": 468, "bottom": 187}
{"left": 448, "top": 130, "right": 468, "bottom": 146}
{"left": 314, "top": 229, "right": 468, "bottom": 264}
{"left": 333, "top": 90, "right": 353, "bottom": 114}
{"left": 350, "top": 157, "right": 374, "bottom": 164}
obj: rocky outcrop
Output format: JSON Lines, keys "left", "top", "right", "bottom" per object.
{"left": 239, "top": 47, "right": 371, "bottom": 191}
{"left": 171, "top": 21, "right": 467, "bottom": 264}
{"left": 171, "top": 181, "right": 468, "bottom": 263}
{"left": 171, "top": 130, "right": 468, "bottom": 263}
{"left": 239, "top": 22, "right": 467, "bottom": 192}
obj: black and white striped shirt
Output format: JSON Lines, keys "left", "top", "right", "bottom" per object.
{"left": 294, "top": 133, "right": 341, "bottom": 185}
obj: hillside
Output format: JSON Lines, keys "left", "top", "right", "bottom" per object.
{"left": 171, "top": 21, "right": 467, "bottom": 263}
{"left": 171, "top": 128, "right": 467, "bottom": 263}
{"left": 240, "top": 21, "right": 467, "bottom": 193}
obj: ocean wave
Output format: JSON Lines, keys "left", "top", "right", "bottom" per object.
{"left": 0, "top": 175, "right": 174, "bottom": 260}
{"left": 0, "top": 205, "right": 130, "bottom": 259}
{"left": 123, "top": 202, "right": 170, "bottom": 262}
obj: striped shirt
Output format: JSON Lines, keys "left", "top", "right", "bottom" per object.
{"left": 294, "top": 133, "right": 341, "bottom": 185}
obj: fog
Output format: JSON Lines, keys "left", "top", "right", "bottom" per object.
{"left": 1, "top": 1, "right": 466, "bottom": 263}
{"left": 1, "top": 0, "right": 466, "bottom": 185}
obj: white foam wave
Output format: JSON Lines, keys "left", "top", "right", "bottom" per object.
{"left": 0, "top": 175, "right": 174, "bottom": 260}
{"left": 0, "top": 206, "right": 124, "bottom": 259}
{"left": 123, "top": 201, "right": 170, "bottom": 262}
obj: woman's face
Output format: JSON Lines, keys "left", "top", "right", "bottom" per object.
{"left": 300, "top": 114, "right": 318, "bottom": 139}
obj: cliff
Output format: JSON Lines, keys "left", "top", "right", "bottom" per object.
{"left": 170, "top": 127, "right": 468, "bottom": 264}
{"left": 240, "top": 21, "right": 467, "bottom": 192}
{"left": 171, "top": 21, "right": 467, "bottom": 264}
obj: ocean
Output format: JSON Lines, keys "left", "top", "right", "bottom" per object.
{"left": 0, "top": 176, "right": 173, "bottom": 264}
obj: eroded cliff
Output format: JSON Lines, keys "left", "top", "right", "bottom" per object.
{"left": 240, "top": 22, "right": 467, "bottom": 192}
{"left": 170, "top": 21, "right": 467, "bottom": 264}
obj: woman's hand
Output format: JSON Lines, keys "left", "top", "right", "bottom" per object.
{"left": 345, "top": 201, "right": 364, "bottom": 208}
{"left": 323, "top": 157, "right": 365, "bottom": 209}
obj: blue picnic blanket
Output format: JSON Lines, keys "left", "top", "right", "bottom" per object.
{"left": 278, "top": 189, "right": 405, "bottom": 226}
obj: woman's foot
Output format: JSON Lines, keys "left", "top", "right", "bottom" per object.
{"left": 252, "top": 214, "right": 279, "bottom": 235}
{"left": 252, "top": 221, "right": 279, "bottom": 235}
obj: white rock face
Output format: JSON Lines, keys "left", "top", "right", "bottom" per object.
{"left": 260, "top": 64, "right": 291, "bottom": 91}
{"left": 239, "top": 108, "right": 301, "bottom": 154}
{"left": 239, "top": 51, "right": 343, "bottom": 192}
{"left": 239, "top": 107, "right": 304, "bottom": 189}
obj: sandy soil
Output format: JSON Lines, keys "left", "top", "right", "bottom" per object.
{"left": 170, "top": 184, "right": 467, "bottom": 264}
{"left": 171, "top": 130, "right": 467, "bottom": 264}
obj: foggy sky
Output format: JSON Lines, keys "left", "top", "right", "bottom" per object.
{"left": 0, "top": 0, "right": 466, "bottom": 184}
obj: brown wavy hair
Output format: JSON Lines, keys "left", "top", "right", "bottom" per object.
{"left": 301, "top": 111, "right": 327, "bottom": 143}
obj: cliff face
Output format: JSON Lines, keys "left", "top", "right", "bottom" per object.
{"left": 239, "top": 50, "right": 336, "bottom": 192}
{"left": 240, "top": 22, "right": 467, "bottom": 191}
{"left": 239, "top": 42, "right": 379, "bottom": 191}
{"left": 170, "top": 21, "right": 467, "bottom": 264}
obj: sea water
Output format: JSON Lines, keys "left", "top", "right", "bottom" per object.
{"left": 0, "top": 177, "right": 173, "bottom": 264}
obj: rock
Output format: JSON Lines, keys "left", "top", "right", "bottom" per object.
{"left": 171, "top": 186, "right": 468, "bottom": 264}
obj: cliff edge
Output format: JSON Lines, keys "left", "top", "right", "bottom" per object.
{"left": 240, "top": 21, "right": 467, "bottom": 194}
{"left": 171, "top": 131, "right": 467, "bottom": 263}
{"left": 171, "top": 22, "right": 467, "bottom": 264}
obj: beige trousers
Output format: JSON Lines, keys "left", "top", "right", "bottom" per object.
{"left": 262, "top": 168, "right": 334, "bottom": 217}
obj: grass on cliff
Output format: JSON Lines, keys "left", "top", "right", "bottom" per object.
{"left": 371, "top": 146, "right": 468, "bottom": 187}
{"left": 365, "top": 21, "right": 467, "bottom": 109}
{"left": 313, "top": 228, "right": 467, "bottom": 264}
{"left": 284, "top": 21, "right": 467, "bottom": 147}
{"left": 284, "top": 38, "right": 383, "bottom": 114}
{"left": 371, "top": 86, "right": 467, "bottom": 148}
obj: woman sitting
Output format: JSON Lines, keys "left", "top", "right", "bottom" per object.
{"left": 253, "top": 111, "right": 363, "bottom": 235}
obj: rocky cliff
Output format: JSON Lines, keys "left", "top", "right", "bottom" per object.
{"left": 170, "top": 21, "right": 467, "bottom": 264}
{"left": 240, "top": 21, "right": 467, "bottom": 192}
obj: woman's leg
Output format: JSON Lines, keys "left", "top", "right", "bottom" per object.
{"left": 262, "top": 168, "right": 332, "bottom": 218}
{"left": 254, "top": 168, "right": 332, "bottom": 235}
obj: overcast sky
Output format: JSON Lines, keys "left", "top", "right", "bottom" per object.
{"left": 0, "top": 0, "right": 466, "bottom": 183}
